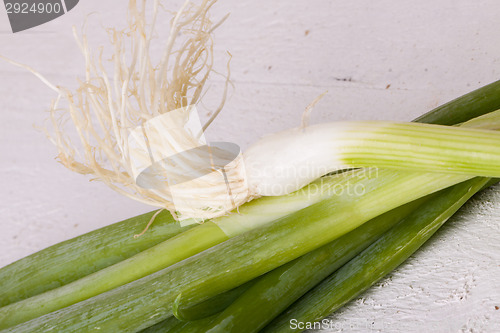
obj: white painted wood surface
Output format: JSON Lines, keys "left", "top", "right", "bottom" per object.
{"left": 1, "top": 1, "right": 499, "bottom": 331}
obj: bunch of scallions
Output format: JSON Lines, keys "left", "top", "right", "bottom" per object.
{"left": 1, "top": 0, "right": 500, "bottom": 332}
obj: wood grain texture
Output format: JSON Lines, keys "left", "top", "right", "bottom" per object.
{"left": 0, "top": 1, "right": 499, "bottom": 332}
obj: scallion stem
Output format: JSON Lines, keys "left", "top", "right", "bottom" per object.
{"left": 0, "top": 210, "right": 191, "bottom": 307}
{"left": 244, "top": 119, "right": 500, "bottom": 196}
{"left": 0, "top": 168, "right": 473, "bottom": 332}
{"left": 263, "top": 177, "right": 492, "bottom": 332}
{"left": 182, "top": 197, "right": 428, "bottom": 332}
{"left": 0, "top": 172, "right": 358, "bottom": 328}
{"left": 413, "top": 79, "right": 500, "bottom": 125}
{"left": 172, "top": 280, "right": 255, "bottom": 322}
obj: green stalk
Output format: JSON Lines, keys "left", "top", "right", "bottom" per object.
{"left": 138, "top": 281, "right": 256, "bottom": 333}
{"left": 413, "top": 79, "right": 500, "bottom": 125}
{"left": 0, "top": 169, "right": 473, "bottom": 332}
{"left": 263, "top": 177, "right": 492, "bottom": 332}
{"left": 138, "top": 316, "right": 184, "bottom": 333}
{"left": 168, "top": 317, "right": 217, "bottom": 333}
{"left": 140, "top": 315, "right": 215, "bottom": 333}
{"left": 172, "top": 280, "right": 256, "bottom": 321}
{"left": 177, "top": 198, "right": 428, "bottom": 332}
{"left": 0, "top": 210, "right": 192, "bottom": 307}
{"left": 460, "top": 110, "right": 500, "bottom": 130}
{"left": 0, "top": 171, "right": 359, "bottom": 328}
{"left": 244, "top": 118, "right": 500, "bottom": 198}
{"left": 332, "top": 121, "right": 500, "bottom": 177}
